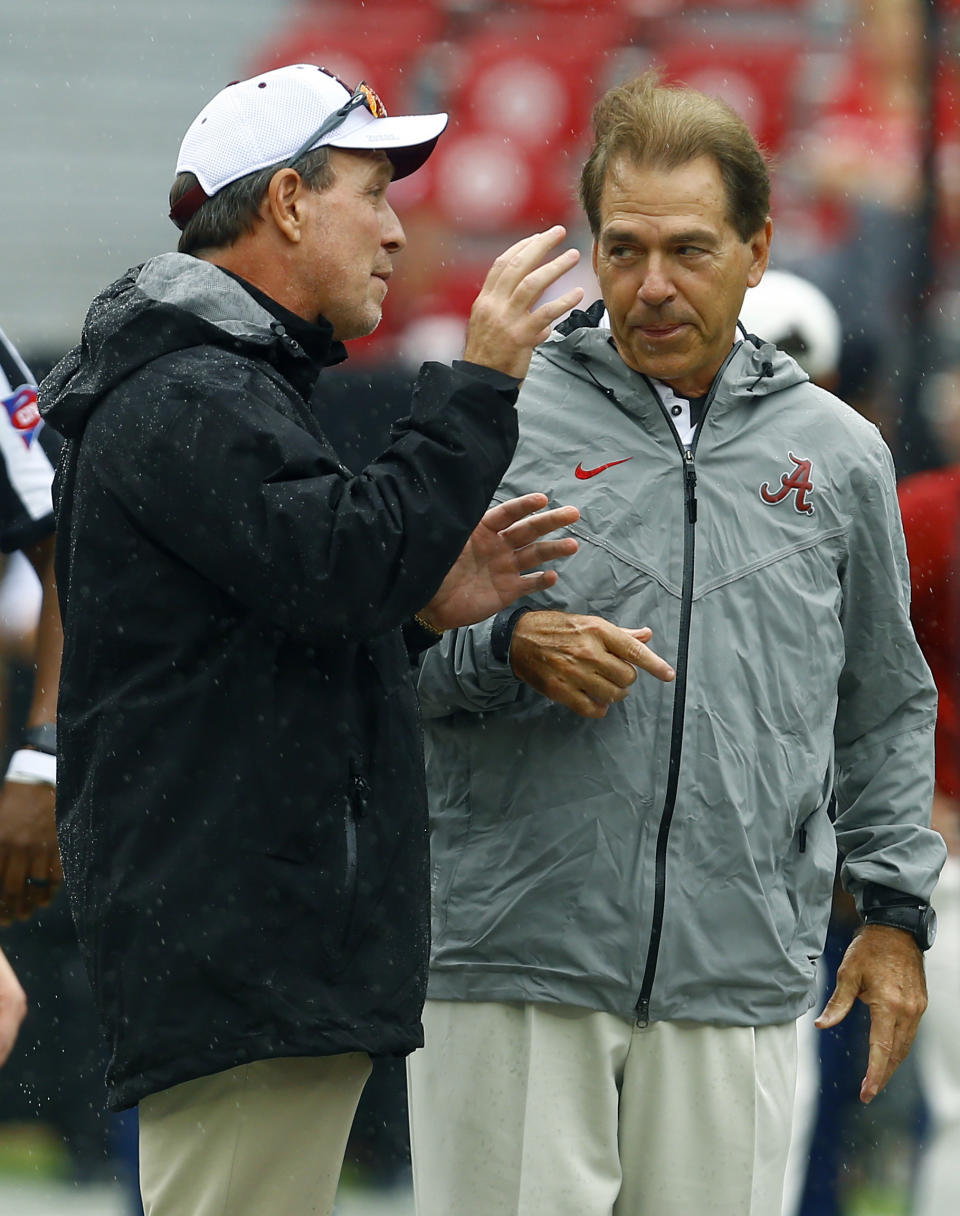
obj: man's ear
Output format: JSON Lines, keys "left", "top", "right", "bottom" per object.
{"left": 264, "top": 168, "right": 307, "bottom": 243}
{"left": 746, "top": 218, "right": 773, "bottom": 289}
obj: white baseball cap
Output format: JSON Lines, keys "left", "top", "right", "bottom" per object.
{"left": 739, "top": 269, "right": 842, "bottom": 383}
{"left": 170, "top": 63, "right": 448, "bottom": 229}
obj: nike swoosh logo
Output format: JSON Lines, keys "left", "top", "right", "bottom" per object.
{"left": 575, "top": 458, "right": 634, "bottom": 480}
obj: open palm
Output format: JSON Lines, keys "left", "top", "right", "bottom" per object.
{"left": 424, "top": 494, "right": 579, "bottom": 631}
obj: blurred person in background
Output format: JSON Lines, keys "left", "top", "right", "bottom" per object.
{"left": 0, "top": 331, "right": 133, "bottom": 1205}
{"left": 0, "top": 323, "right": 63, "bottom": 1067}
{"left": 410, "top": 70, "right": 943, "bottom": 1216}
{"left": 39, "top": 62, "right": 586, "bottom": 1216}
{"left": 0, "top": 325, "right": 63, "bottom": 925}
{"left": 900, "top": 321, "right": 960, "bottom": 1216}
{"left": 740, "top": 272, "right": 905, "bottom": 1216}
{"left": 738, "top": 269, "right": 842, "bottom": 395}
{"left": 796, "top": 0, "right": 960, "bottom": 424}
{"left": 739, "top": 268, "right": 844, "bottom": 1216}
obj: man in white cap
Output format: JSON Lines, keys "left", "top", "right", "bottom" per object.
{"left": 38, "top": 64, "right": 592, "bottom": 1216}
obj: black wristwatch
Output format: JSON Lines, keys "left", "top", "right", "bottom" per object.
{"left": 862, "top": 902, "right": 938, "bottom": 951}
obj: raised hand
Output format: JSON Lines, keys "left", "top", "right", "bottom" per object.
{"left": 510, "top": 611, "right": 675, "bottom": 719}
{"left": 422, "top": 494, "right": 579, "bottom": 632}
{"left": 463, "top": 227, "right": 584, "bottom": 380}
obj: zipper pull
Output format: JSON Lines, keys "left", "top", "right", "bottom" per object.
{"left": 635, "top": 997, "right": 650, "bottom": 1029}
{"left": 349, "top": 758, "right": 369, "bottom": 819}
{"left": 684, "top": 450, "right": 698, "bottom": 523}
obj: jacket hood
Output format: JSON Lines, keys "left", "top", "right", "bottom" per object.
{"left": 550, "top": 299, "right": 809, "bottom": 406}
{"left": 39, "top": 253, "right": 337, "bottom": 438}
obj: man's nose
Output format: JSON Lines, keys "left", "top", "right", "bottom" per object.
{"left": 638, "top": 258, "right": 675, "bottom": 306}
{"left": 383, "top": 202, "right": 405, "bottom": 254}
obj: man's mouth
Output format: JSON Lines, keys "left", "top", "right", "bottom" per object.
{"left": 637, "top": 321, "right": 685, "bottom": 337}
{"left": 637, "top": 321, "right": 681, "bottom": 335}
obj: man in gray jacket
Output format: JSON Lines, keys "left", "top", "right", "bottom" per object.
{"left": 409, "top": 72, "right": 944, "bottom": 1216}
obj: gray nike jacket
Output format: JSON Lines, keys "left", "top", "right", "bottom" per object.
{"left": 417, "top": 314, "right": 944, "bottom": 1027}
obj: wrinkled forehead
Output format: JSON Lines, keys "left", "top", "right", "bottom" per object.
{"left": 598, "top": 154, "right": 734, "bottom": 237}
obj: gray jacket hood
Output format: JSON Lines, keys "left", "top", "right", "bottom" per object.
{"left": 40, "top": 253, "right": 338, "bottom": 439}
{"left": 545, "top": 305, "right": 809, "bottom": 420}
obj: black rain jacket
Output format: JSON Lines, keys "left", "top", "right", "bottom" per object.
{"left": 39, "top": 253, "right": 519, "bottom": 1110}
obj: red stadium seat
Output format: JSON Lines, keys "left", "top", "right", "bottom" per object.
{"left": 420, "top": 127, "right": 581, "bottom": 231}
{"left": 631, "top": 0, "right": 807, "bottom": 11}
{"left": 486, "top": 0, "right": 636, "bottom": 11}
{"left": 651, "top": 39, "right": 809, "bottom": 153}
{"left": 442, "top": 13, "right": 634, "bottom": 150}
{"left": 248, "top": 6, "right": 445, "bottom": 110}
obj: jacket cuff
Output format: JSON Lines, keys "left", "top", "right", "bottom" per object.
{"left": 402, "top": 616, "right": 443, "bottom": 663}
{"left": 452, "top": 361, "right": 523, "bottom": 395}
{"left": 862, "top": 881, "right": 929, "bottom": 910}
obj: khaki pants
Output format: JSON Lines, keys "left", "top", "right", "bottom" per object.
{"left": 139, "top": 1053, "right": 372, "bottom": 1216}
{"left": 408, "top": 1000, "right": 797, "bottom": 1216}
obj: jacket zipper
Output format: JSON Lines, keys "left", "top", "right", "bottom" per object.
{"left": 633, "top": 360, "right": 745, "bottom": 1026}
{"left": 634, "top": 440, "right": 698, "bottom": 1027}
{"left": 343, "top": 757, "right": 368, "bottom": 945}
{"left": 570, "top": 350, "right": 742, "bottom": 1025}
{"left": 574, "top": 344, "right": 766, "bottom": 1025}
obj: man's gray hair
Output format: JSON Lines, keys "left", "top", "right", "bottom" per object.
{"left": 170, "top": 147, "right": 335, "bottom": 255}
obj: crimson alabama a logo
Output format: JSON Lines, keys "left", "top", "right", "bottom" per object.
{"left": 759, "top": 452, "right": 815, "bottom": 515}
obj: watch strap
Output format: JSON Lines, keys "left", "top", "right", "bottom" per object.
{"left": 21, "top": 722, "right": 57, "bottom": 756}
{"left": 862, "top": 903, "right": 936, "bottom": 950}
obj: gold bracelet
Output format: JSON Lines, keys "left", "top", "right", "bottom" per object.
{"left": 413, "top": 612, "right": 444, "bottom": 639}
